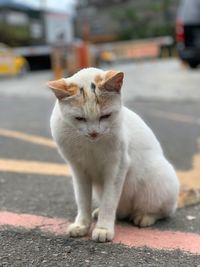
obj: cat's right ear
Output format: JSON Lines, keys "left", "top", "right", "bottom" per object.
{"left": 47, "top": 79, "right": 78, "bottom": 100}
{"left": 101, "top": 70, "right": 124, "bottom": 93}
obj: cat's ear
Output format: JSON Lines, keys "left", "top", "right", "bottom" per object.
{"left": 102, "top": 70, "right": 124, "bottom": 93}
{"left": 47, "top": 79, "right": 78, "bottom": 100}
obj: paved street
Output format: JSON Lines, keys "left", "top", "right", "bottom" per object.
{"left": 0, "top": 59, "right": 200, "bottom": 266}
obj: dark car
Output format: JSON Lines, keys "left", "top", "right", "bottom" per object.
{"left": 176, "top": 0, "right": 200, "bottom": 68}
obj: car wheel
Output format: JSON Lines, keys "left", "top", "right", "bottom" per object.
{"left": 18, "top": 62, "right": 30, "bottom": 76}
{"left": 188, "top": 62, "right": 199, "bottom": 69}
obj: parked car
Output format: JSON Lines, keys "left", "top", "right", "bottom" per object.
{"left": 176, "top": 0, "right": 200, "bottom": 68}
{"left": 0, "top": 43, "right": 29, "bottom": 76}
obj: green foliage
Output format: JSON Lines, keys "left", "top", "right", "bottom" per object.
{"left": 111, "top": 0, "right": 175, "bottom": 41}
{"left": 0, "top": 23, "right": 30, "bottom": 47}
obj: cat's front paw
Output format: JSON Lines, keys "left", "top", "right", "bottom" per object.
{"left": 67, "top": 223, "right": 90, "bottom": 237}
{"left": 92, "top": 227, "right": 114, "bottom": 242}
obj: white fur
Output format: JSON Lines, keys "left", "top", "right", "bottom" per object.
{"left": 50, "top": 68, "right": 179, "bottom": 242}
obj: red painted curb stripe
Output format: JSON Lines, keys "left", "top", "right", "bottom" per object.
{"left": 115, "top": 224, "right": 200, "bottom": 254}
{"left": 0, "top": 211, "right": 69, "bottom": 235}
{"left": 0, "top": 211, "right": 200, "bottom": 254}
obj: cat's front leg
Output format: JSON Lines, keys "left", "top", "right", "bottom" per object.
{"left": 92, "top": 160, "right": 128, "bottom": 242}
{"left": 68, "top": 168, "right": 92, "bottom": 237}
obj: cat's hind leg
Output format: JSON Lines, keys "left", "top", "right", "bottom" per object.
{"left": 92, "top": 208, "right": 99, "bottom": 220}
{"left": 133, "top": 214, "right": 158, "bottom": 227}
{"left": 130, "top": 156, "right": 179, "bottom": 228}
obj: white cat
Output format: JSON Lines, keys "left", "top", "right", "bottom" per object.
{"left": 48, "top": 67, "right": 179, "bottom": 243}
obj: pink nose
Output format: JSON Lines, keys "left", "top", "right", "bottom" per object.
{"left": 89, "top": 132, "right": 98, "bottom": 138}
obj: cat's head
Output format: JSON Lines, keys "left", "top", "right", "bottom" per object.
{"left": 48, "top": 67, "right": 124, "bottom": 141}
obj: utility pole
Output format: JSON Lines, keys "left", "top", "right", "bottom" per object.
{"left": 40, "top": 0, "right": 47, "bottom": 10}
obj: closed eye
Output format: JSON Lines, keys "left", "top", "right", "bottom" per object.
{"left": 100, "top": 113, "right": 112, "bottom": 120}
{"left": 75, "top": 117, "right": 87, "bottom": 122}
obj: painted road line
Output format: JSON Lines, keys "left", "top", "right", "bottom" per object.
{"left": 0, "top": 157, "right": 199, "bottom": 189}
{"left": 177, "top": 135, "right": 200, "bottom": 190}
{"left": 0, "top": 125, "right": 200, "bottom": 206}
{"left": 178, "top": 170, "right": 200, "bottom": 189}
{"left": 0, "top": 157, "right": 200, "bottom": 207}
{"left": 0, "top": 159, "right": 70, "bottom": 176}
{"left": 115, "top": 224, "right": 200, "bottom": 254}
{"left": 0, "top": 211, "right": 200, "bottom": 254}
{"left": 0, "top": 128, "right": 56, "bottom": 148}
{"left": 0, "top": 211, "right": 69, "bottom": 235}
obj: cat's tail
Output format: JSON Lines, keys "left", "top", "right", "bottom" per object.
{"left": 178, "top": 188, "right": 200, "bottom": 208}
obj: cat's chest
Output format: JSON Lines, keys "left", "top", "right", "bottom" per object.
{"left": 65, "top": 138, "right": 119, "bottom": 178}
{"left": 71, "top": 140, "right": 111, "bottom": 165}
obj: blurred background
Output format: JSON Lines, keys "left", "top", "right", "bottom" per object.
{"left": 0, "top": 0, "right": 199, "bottom": 78}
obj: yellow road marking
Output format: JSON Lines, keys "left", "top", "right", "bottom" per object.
{"left": 0, "top": 158, "right": 70, "bottom": 176}
{"left": 177, "top": 136, "right": 200, "bottom": 189}
{"left": 178, "top": 170, "right": 200, "bottom": 188}
{"left": 0, "top": 124, "right": 200, "bottom": 207}
{"left": 0, "top": 156, "right": 199, "bottom": 208}
{"left": 0, "top": 126, "right": 199, "bottom": 189}
{"left": 0, "top": 128, "right": 56, "bottom": 148}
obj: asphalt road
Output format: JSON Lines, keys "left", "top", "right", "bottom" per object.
{"left": 0, "top": 60, "right": 200, "bottom": 266}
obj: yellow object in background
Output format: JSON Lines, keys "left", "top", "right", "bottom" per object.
{"left": 100, "top": 50, "right": 115, "bottom": 62}
{"left": 0, "top": 43, "right": 28, "bottom": 76}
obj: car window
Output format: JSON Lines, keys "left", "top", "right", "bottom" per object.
{"left": 178, "top": 0, "right": 200, "bottom": 24}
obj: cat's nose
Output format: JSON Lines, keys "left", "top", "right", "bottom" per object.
{"left": 89, "top": 131, "right": 99, "bottom": 139}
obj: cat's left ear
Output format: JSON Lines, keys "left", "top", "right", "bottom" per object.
{"left": 47, "top": 79, "right": 78, "bottom": 100}
{"left": 103, "top": 70, "right": 124, "bottom": 93}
